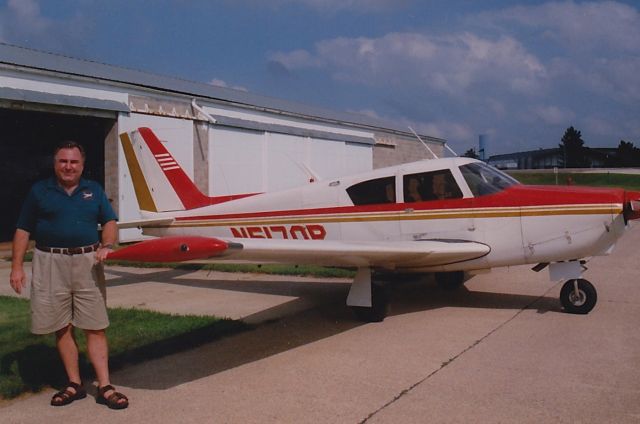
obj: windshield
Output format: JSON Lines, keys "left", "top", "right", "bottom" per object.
{"left": 459, "top": 162, "right": 519, "bottom": 196}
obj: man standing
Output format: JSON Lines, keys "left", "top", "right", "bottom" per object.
{"left": 9, "top": 141, "right": 128, "bottom": 410}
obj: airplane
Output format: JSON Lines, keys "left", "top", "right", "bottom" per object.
{"left": 109, "top": 127, "right": 640, "bottom": 322}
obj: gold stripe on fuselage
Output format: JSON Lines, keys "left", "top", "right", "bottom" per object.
{"left": 145, "top": 204, "right": 621, "bottom": 229}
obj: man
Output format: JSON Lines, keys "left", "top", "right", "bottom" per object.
{"left": 9, "top": 141, "right": 128, "bottom": 410}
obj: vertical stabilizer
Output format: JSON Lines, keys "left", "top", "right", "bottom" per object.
{"left": 119, "top": 127, "right": 209, "bottom": 212}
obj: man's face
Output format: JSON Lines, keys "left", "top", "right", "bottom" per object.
{"left": 54, "top": 147, "right": 84, "bottom": 187}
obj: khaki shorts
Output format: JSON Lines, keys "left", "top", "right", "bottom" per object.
{"left": 30, "top": 249, "right": 109, "bottom": 334}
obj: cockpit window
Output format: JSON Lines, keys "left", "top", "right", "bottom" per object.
{"left": 459, "top": 162, "right": 519, "bottom": 196}
{"left": 347, "top": 176, "right": 395, "bottom": 206}
{"left": 403, "top": 169, "right": 462, "bottom": 202}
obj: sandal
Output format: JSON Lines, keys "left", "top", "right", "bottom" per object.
{"left": 97, "top": 385, "right": 129, "bottom": 410}
{"left": 50, "top": 381, "right": 87, "bottom": 406}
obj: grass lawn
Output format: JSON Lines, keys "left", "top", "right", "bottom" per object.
{"left": 0, "top": 295, "right": 248, "bottom": 400}
{"left": 509, "top": 172, "right": 640, "bottom": 190}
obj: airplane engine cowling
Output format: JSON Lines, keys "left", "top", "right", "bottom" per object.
{"left": 107, "top": 236, "right": 229, "bottom": 262}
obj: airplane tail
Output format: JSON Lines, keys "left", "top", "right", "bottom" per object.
{"left": 119, "top": 127, "right": 255, "bottom": 212}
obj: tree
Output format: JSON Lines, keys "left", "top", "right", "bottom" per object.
{"left": 614, "top": 140, "right": 640, "bottom": 167}
{"left": 559, "top": 126, "right": 588, "bottom": 168}
{"left": 463, "top": 148, "right": 479, "bottom": 159}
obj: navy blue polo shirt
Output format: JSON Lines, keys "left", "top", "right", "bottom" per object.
{"left": 16, "top": 177, "right": 118, "bottom": 248}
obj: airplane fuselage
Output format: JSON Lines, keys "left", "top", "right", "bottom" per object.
{"left": 139, "top": 158, "right": 629, "bottom": 272}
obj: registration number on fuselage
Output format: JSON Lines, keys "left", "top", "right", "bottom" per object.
{"left": 230, "top": 224, "right": 326, "bottom": 240}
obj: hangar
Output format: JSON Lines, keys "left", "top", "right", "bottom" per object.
{"left": 0, "top": 42, "right": 445, "bottom": 241}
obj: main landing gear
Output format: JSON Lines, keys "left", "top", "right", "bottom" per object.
{"left": 351, "top": 282, "right": 389, "bottom": 323}
{"left": 435, "top": 271, "right": 466, "bottom": 291}
{"left": 559, "top": 278, "right": 597, "bottom": 314}
{"left": 347, "top": 268, "right": 389, "bottom": 322}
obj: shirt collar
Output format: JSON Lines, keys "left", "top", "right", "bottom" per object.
{"left": 46, "top": 176, "right": 90, "bottom": 194}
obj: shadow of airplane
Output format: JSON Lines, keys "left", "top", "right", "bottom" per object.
{"left": 103, "top": 268, "right": 561, "bottom": 390}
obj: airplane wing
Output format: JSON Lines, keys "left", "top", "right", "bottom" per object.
{"left": 108, "top": 236, "right": 489, "bottom": 268}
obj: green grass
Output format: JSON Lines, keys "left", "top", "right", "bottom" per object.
{"left": 0, "top": 295, "right": 248, "bottom": 400}
{"left": 509, "top": 172, "right": 640, "bottom": 190}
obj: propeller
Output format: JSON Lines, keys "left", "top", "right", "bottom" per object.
{"left": 623, "top": 190, "right": 640, "bottom": 223}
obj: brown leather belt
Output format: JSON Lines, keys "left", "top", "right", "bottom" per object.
{"left": 36, "top": 243, "right": 100, "bottom": 255}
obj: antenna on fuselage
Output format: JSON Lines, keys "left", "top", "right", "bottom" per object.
{"left": 444, "top": 143, "right": 458, "bottom": 157}
{"left": 408, "top": 126, "right": 439, "bottom": 159}
{"left": 408, "top": 126, "right": 458, "bottom": 158}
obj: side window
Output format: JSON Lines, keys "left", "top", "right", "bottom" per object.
{"left": 347, "top": 176, "right": 396, "bottom": 206}
{"left": 403, "top": 169, "right": 462, "bottom": 202}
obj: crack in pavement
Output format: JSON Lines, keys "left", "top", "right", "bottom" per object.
{"left": 359, "top": 283, "right": 560, "bottom": 424}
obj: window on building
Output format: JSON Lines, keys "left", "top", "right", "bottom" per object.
{"left": 347, "top": 176, "right": 396, "bottom": 206}
{"left": 403, "top": 169, "right": 463, "bottom": 202}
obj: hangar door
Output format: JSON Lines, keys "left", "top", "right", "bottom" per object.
{"left": 209, "top": 127, "right": 372, "bottom": 196}
{"left": 0, "top": 108, "right": 114, "bottom": 242}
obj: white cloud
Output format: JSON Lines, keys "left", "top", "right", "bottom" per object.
{"left": 532, "top": 105, "right": 576, "bottom": 126}
{"left": 477, "top": 1, "right": 640, "bottom": 103}
{"left": 265, "top": 0, "right": 404, "bottom": 12}
{"left": 482, "top": 1, "right": 640, "bottom": 54}
{"left": 0, "top": 0, "right": 89, "bottom": 52}
{"left": 208, "top": 78, "right": 248, "bottom": 92}
{"left": 271, "top": 31, "right": 546, "bottom": 96}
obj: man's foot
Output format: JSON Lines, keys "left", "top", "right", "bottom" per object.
{"left": 50, "top": 381, "right": 87, "bottom": 406}
{"left": 96, "top": 385, "right": 129, "bottom": 410}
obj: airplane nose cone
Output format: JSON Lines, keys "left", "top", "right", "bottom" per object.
{"left": 624, "top": 190, "right": 640, "bottom": 222}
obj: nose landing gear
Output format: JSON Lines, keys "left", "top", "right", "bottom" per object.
{"left": 560, "top": 278, "right": 597, "bottom": 314}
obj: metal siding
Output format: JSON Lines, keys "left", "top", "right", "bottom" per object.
{"left": 211, "top": 114, "right": 375, "bottom": 145}
{"left": 0, "top": 86, "right": 129, "bottom": 113}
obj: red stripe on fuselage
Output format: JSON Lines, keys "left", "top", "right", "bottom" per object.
{"left": 173, "top": 185, "right": 625, "bottom": 223}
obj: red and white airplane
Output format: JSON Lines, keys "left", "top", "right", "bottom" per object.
{"left": 110, "top": 127, "right": 640, "bottom": 321}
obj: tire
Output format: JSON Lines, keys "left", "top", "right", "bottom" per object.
{"left": 351, "top": 283, "right": 389, "bottom": 322}
{"left": 560, "top": 279, "right": 597, "bottom": 314}
{"left": 435, "top": 271, "right": 466, "bottom": 291}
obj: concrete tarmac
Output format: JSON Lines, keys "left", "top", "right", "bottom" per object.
{"left": 1, "top": 226, "right": 639, "bottom": 423}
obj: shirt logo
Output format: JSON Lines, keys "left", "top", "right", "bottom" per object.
{"left": 82, "top": 190, "right": 94, "bottom": 200}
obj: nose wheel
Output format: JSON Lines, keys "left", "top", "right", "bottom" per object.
{"left": 560, "top": 278, "right": 597, "bottom": 314}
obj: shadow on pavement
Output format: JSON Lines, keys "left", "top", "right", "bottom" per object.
{"left": 105, "top": 271, "right": 559, "bottom": 391}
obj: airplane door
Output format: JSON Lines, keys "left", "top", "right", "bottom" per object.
{"left": 399, "top": 169, "right": 475, "bottom": 243}
{"left": 341, "top": 175, "right": 400, "bottom": 242}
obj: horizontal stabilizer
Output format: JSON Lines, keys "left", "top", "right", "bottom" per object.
{"left": 117, "top": 217, "right": 175, "bottom": 229}
{"left": 107, "top": 236, "right": 236, "bottom": 262}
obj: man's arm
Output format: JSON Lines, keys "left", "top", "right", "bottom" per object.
{"left": 10, "top": 229, "right": 30, "bottom": 294}
{"left": 96, "top": 220, "right": 117, "bottom": 263}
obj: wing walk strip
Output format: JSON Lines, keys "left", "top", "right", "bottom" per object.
{"left": 150, "top": 204, "right": 621, "bottom": 228}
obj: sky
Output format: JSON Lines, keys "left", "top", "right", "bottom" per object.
{"left": 0, "top": 0, "right": 638, "bottom": 156}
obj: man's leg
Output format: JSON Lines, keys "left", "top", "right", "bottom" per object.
{"left": 85, "top": 329, "right": 126, "bottom": 406}
{"left": 55, "top": 324, "right": 81, "bottom": 390}
{"left": 85, "top": 329, "right": 110, "bottom": 387}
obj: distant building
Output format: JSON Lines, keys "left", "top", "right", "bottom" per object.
{"left": 488, "top": 147, "right": 617, "bottom": 170}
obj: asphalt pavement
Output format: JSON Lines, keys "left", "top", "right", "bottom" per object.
{"left": 1, "top": 225, "right": 639, "bottom": 423}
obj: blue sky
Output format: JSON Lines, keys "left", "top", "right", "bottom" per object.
{"left": 1, "top": 0, "right": 638, "bottom": 156}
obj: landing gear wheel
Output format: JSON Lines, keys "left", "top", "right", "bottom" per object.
{"left": 351, "top": 283, "right": 389, "bottom": 322}
{"left": 435, "top": 271, "right": 465, "bottom": 291}
{"left": 560, "top": 279, "right": 597, "bottom": 314}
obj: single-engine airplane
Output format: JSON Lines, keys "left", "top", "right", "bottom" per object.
{"left": 110, "top": 127, "right": 640, "bottom": 321}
